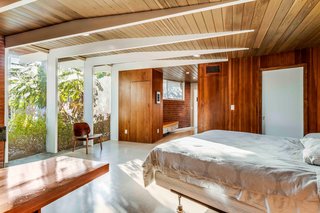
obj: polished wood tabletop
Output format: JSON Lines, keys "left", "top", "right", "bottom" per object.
{"left": 0, "top": 156, "right": 109, "bottom": 213}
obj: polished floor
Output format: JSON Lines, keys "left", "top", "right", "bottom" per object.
{"left": 8, "top": 129, "right": 215, "bottom": 213}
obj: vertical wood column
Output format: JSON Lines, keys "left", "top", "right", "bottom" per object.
{"left": 4, "top": 49, "right": 9, "bottom": 163}
{"left": 0, "top": 37, "right": 5, "bottom": 166}
{"left": 46, "top": 54, "right": 58, "bottom": 153}
{"left": 83, "top": 61, "right": 94, "bottom": 145}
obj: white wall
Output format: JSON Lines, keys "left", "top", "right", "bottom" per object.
{"left": 110, "top": 66, "right": 119, "bottom": 140}
{"left": 190, "top": 83, "right": 198, "bottom": 132}
{"left": 262, "top": 67, "right": 304, "bottom": 138}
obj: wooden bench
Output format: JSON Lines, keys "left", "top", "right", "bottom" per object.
{"left": 0, "top": 156, "right": 109, "bottom": 213}
{"left": 163, "top": 121, "right": 179, "bottom": 134}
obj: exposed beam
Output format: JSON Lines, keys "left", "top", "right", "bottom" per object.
{"left": 49, "top": 31, "right": 253, "bottom": 58}
{"left": 72, "top": 56, "right": 86, "bottom": 61}
{"left": 113, "top": 59, "right": 228, "bottom": 71}
{"left": 19, "top": 52, "right": 47, "bottom": 64}
{"left": 87, "top": 48, "right": 248, "bottom": 66}
{"left": 58, "top": 60, "right": 84, "bottom": 70}
{"left": 5, "top": 0, "right": 255, "bottom": 48}
{"left": 29, "top": 45, "right": 49, "bottom": 53}
{"left": 19, "top": 47, "right": 247, "bottom": 65}
{"left": 0, "top": 0, "right": 37, "bottom": 13}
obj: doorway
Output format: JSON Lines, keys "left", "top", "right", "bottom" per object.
{"left": 191, "top": 83, "right": 198, "bottom": 133}
{"left": 262, "top": 67, "right": 304, "bottom": 138}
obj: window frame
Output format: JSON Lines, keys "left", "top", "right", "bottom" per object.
{"left": 163, "top": 79, "right": 185, "bottom": 101}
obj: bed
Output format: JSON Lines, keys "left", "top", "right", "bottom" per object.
{"left": 143, "top": 130, "right": 320, "bottom": 213}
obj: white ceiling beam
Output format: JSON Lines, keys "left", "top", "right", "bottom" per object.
{"left": 19, "top": 51, "right": 47, "bottom": 64}
{"left": 18, "top": 47, "right": 247, "bottom": 65}
{"left": 49, "top": 30, "right": 253, "bottom": 58}
{"left": 87, "top": 48, "right": 248, "bottom": 66}
{"left": 58, "top": 60, "right": 84, "bottom": 70}
{"left": 5, "top": 0, "right": 255, "bottom": 48}
{"left": 0, "top": 0, "right": 37, "bottom": 13}
{"left": 113, "top": 59, "right": 228, "bottom": 71}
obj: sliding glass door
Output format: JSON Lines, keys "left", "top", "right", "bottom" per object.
{"left": 93, "top": 69, "right": 111, "bottom": 142}
{"left": 8, "top": 52, "right": 47, "bottom": 160}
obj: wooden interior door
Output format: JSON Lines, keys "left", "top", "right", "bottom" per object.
{"left": 198, "top": 63, "right": 228, "bottom": 133}
{"left": 130, "top": 81, "right": 151, "bottom": 143}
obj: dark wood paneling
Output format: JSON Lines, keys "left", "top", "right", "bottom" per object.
{"left": 305, "top": 47, "right": 320, "bottom": 133}
{"left": 119, "top": 71, "right": 131, "bottom": 141}
{"left": 0, "top": 37, "right": 5, "bottom": 167}
{"left": 198, "top": 47, "right": 320, "bottom": 135}
{"left": 198, "top": 63, "right": 228, "bottom": 133}
{"left": 228, "top": 57, "right": 261, "bottom": 133}
{"left": 152, "top": 70, "right": 163, "bottom": 142}
{"left": 119, "top": 69, "right": 163, "bottom": 143}
{"left": 0, "top": 37, "right": 4, "bottom": 126}
{"left": 130, "top": 81, "right": 151, "bottom": 143}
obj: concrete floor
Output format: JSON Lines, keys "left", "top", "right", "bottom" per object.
{"left": 8, "top": 129, "right": 214, "bottom": 213}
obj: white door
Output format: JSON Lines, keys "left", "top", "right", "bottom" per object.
{"left": 262, "top": 67, "right": 304, "bottom": 138}
{"left": 193, "top": 86, "right": 198, "bottom": 133}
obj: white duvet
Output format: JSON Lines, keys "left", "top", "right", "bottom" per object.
{"left": 143, "top": 130, "right": 320, "bottom": 212}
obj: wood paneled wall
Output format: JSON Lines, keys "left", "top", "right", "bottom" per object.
{"left": 305, "top": 47, "right": 320, "bottom": 133}
{"left": 228, "top": 57, "right": 261, "bottom": 133}
{"left": 119, "top": 69, "right": 163, "bottom": 143}
{"left": 0, "top": 37, "right": 5, "bottom": 167}
{"left": 198, "top": 63, "right": 228, "bottom": 132}
{"left": 0, "top": 37, "right": 4, "bottom": 126}
{"left": 152, "top": 70, "right": 163, "bottom": 142}
{"left": 198, "top": 47, "right": 320, "bottom": 135}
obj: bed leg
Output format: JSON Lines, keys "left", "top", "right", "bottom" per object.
{"left": 176, "top": 195, "right": 184, "bottom": 213}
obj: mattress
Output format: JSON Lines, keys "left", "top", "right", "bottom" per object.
{"left": 143, "top": 130, "right": 320, "bottom": 212}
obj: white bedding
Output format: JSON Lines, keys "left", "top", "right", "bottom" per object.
{"left": 143, "top": 130, "right": 320, "bottom": 212}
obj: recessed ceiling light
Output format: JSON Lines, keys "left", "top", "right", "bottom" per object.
{"left": 186, "top": 72, "right": 190, "bottom": 74}
{"left": 193, "top": 77, "right": 197, "bottom": 80}
{"left": 82, "top": 33, "right": 91, "bottom": 36}
{"left": 193, "top": 54, "right": 201, "bottom": 58}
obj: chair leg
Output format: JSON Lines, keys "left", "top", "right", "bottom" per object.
{"left": 86, "top": 138, "right": 89, "bottom": 154}
{"left": 73, "top": 138, "right": 76, "bottom": 152}
{"left": 100, "top": 137, "right": 103, "bottom": 150}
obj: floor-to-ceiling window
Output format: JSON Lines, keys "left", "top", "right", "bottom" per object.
{"left": 93, "top": 68, "right": 111, "bottom": 142}
{"left": 57, "top": 61, "right": 84, "bottom": 151}
{"left": 8, "top": 52, "right": 47, "bottom": 160}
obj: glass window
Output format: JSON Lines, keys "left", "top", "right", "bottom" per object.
{"left": 58, "top": 63, "right": 84, "bottom": 151}
{"left": 8, "top": 53, "right": 47, "bottom": 160}
{"left": 163, "top": 80, "right": 184, "bottom": 100}
{"left": 93, "top": 70, "right": 111, "bottom": 142}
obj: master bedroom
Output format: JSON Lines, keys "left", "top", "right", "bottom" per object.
{"left": 1, "top": 0, "right": 320, "bottom": 213}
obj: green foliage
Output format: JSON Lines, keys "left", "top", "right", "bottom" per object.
{"left": 8, "top": 111, "right": 46, "bottom": 160}
{"left": 93, "top": 114, "right": 111, "bottom": 143}
{"left": 9, "top": 62, "right": 46, "bottom": 110}
{"left": 57, "top": 68, "right": 84, "bottom": 151}
{"left": 58, "top": 68, "right": 84, "bottom": 123}
{"left": 8, "top": 61, "right": 111, "bottom": 158}
{"left": 8, "top": 62, "right": 47, "bottom": 160}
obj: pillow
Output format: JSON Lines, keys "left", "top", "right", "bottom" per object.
{"left": 300, "top": 138, "right": 320, "bottom": 165}
{"left": 303, "top": 133, "right": 320, "bottom": 139}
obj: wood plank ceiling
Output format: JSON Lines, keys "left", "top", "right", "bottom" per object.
{"left": 3, "top": 0, "right": 320, "bottom": 82}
